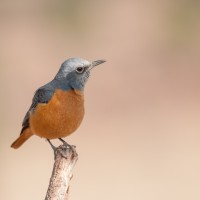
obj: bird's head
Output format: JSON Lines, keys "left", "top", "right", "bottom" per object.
{"left": 55, "top": 58, "right": 106, "bottom": 90}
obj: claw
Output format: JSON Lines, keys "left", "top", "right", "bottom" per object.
{"left": 59, "top": 138, "right": 74, "bottom": 149}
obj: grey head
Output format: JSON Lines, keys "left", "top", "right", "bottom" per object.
{"left": 54, "top": 58, "right": 106, "bottom": 91}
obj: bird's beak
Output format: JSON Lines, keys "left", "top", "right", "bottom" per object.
{"left": 89, "top": 59, "right": 106, "bottom": 70}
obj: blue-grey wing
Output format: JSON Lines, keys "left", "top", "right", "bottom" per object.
{"left": 21, "top": 87, "right": 55, "bottom": 132}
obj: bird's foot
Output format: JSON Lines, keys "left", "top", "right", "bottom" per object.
{"left": 59, "top": 138, "right": 76, "bottom": 149}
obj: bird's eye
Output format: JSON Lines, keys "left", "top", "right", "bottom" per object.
{"left": 76, "top": 67, "right": 84, "bottom": 74}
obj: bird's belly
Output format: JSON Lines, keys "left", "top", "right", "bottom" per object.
{"left": 29, "top": 89, "right": 84, "bottom": 139}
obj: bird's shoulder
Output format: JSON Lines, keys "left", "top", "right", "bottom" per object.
{"left": 21, "top": 82, "right": 56, "bottom": 129}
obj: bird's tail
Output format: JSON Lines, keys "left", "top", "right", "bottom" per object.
{"left": 11, "top": 128, "right": 33, "bottom": 149}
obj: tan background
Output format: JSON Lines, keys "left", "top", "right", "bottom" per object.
{"left": 1, "top": 0, "right": 200, "bottom": 199}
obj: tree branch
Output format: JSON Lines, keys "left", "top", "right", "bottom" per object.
{"left": 45, "top": 144, "right": 78, "bottom": 200}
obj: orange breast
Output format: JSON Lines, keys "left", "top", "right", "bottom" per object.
{"left": 29, "top": 89, "right": 84, "bottom": 139}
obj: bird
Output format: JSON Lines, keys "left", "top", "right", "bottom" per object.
{"left": 11, "top": 58, "right": 106, "bottom": 149}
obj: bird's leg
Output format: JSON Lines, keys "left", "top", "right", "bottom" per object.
{"left": 47, "top": 139, "right": 56, "bottom": 151}
{"left": 59, "top": 138, "right": 69, "bottom": 145}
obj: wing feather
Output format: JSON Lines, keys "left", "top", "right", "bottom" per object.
{"left": 21, "top": 87, "right": 55, "bottom": 133}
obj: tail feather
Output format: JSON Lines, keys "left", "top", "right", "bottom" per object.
{"left": 11, "top": 128, "right": 33, "bottom": 149}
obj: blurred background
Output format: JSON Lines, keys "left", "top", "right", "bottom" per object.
{"left": 1, "top": 0, "right": 200, "bottom": 199}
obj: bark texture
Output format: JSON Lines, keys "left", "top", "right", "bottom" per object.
{"left": 45, "top": 144, "right": 78, "bottom": 200}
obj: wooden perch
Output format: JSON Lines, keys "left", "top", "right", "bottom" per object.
{"left": 45, "top": 144, "right": 78, "bottom": 200}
